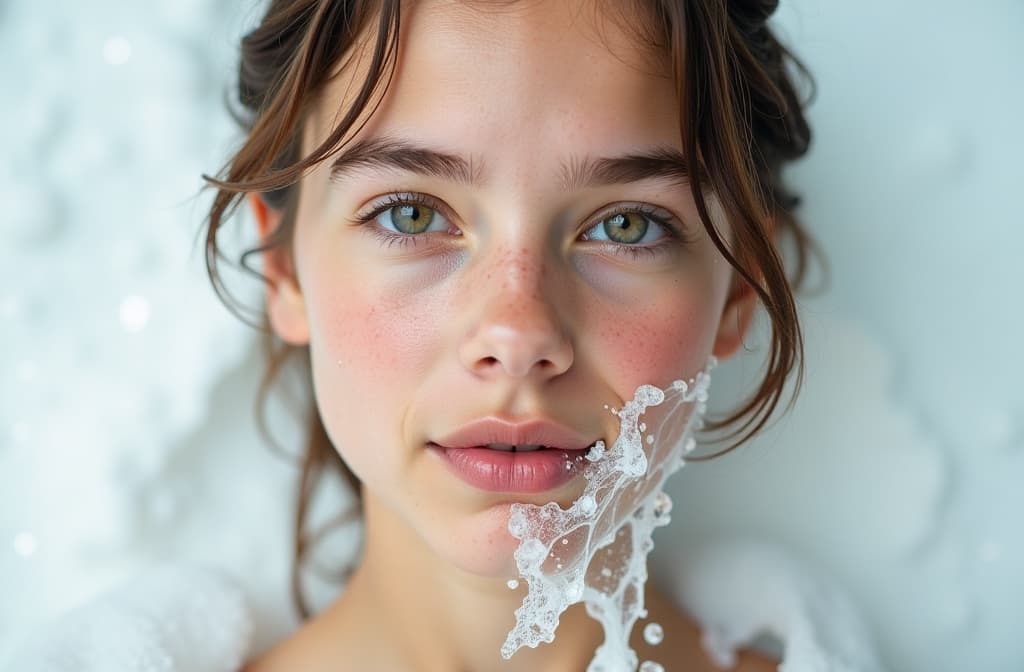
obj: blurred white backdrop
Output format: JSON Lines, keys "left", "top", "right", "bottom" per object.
{"left": 1, "top": 1, "right": 1021, "bottom": 671}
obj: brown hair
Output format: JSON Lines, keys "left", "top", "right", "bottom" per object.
{"left": 202, "top": 0, "right": 820, "bottom": 620}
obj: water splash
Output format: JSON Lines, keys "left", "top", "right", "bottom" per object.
{"left": 501, "top": 358, "right": 715, "bottom": 670}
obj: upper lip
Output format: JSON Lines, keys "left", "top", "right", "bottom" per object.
{"left": 432, "top": 417, "right": 596, "bottom": 451}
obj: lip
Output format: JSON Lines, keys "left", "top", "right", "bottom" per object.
{"left": 429, "top": 444, "right": 591, "bottom": 493}
{"left": 434, "top": 417, "right": 595, "bottom": 451}
{"left": 431, "top": 417, "right": 598, "bottom": 493}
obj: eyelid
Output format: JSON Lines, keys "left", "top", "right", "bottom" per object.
{"left": 350, "top": 192, "right": 694, "bottom": 250}
{"left": 582, "top": 202, "right": 692, "bottom": 244}
{"left": 350, "top": 191, "right": 458, "bottom": 228}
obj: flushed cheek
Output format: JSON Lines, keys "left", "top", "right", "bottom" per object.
{"left": 571, "top": 255, "right": 719, "bottom": 393}
{"left": 588, "top": 295, "right": 714, "bottom": 396}
{"left": 302, "top": 265, "right": 448, "bottom": 464}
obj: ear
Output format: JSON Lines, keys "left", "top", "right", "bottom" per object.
{"left": 248, "top": 192, "right": 310, "bottom": 345}
{"left": 711, "top": 273, "right": 757, "bottom": 360}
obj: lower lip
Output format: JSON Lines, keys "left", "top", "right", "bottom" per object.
{"left": 429, "top": 444, "right": 590, "bottom": 493}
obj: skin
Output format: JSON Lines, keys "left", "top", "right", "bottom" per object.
{"left": 244, "top": 0, "right": 772, "bottom": 670}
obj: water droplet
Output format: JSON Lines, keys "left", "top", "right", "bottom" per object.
{"left": 601, "top": 567, "right": 612, "bottom": 578}
{"left": 643, "top": 622, "right": 664, "bottom": 645}
{"left": 639, "top": 661, "right": 664, "bottom": 672}
{"left": 565, "top": 461, "right": 573, "bottom": 470}
{"left": 646, "top": 435, "right": 654, "bottom": 445}
{"left": 507, "top": 579, "right": 520, "bottom": 590}
{"left": 561, "top": 539, "right": 569, "bottom": 545}
{"left": 639, "top": 422, "right": 646, "bottom": 432}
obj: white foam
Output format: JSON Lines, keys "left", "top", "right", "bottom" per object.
{"left": 501, "top": 358, "right": 716, "bottom": 670}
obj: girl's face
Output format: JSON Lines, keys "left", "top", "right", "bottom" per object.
{"left": 262, "top": 0, "right": 753, "bottom": 578}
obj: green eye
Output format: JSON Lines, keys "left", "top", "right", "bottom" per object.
{"left": 602, "top": 212, "right": 648, "bottom": 244}
{"left": 390, "top": 204, "right": 437, "bottom": 234}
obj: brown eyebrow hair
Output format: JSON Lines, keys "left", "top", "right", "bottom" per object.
{"left": 560, "top": 149, "right": 691, "bottom": 190}
{"left": 328, "top": 135, "right": 691, "bottom": 189}
{"left": 329, "top": 136, "right": 481, "bottom": 184}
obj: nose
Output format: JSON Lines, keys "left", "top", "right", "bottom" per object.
{"left": 458, "top": 248, "right": 574, "bottom": 380}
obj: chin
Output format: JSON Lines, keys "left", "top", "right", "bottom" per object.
{"left": 432, "top": 503, "right": 524, "bottom": 579}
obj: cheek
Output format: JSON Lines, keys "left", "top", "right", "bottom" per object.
{"left": 300, "top": 261, "right": 447, "bottom": 463}
{"left": 589, "top": 292, "right": 716, "bottom": 394}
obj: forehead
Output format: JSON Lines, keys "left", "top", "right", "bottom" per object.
{"left": 309, "top": 0, "right": 679, "bottom": 176}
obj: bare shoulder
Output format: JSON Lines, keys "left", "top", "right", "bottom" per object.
{"left": 239, "top": 627, "right": 321, "bottom": 672}
{"left": 734, "top": 648, "right": 781, "bottom": 672}
{"left": 639, "top": 584, "right": 781, "bottom": 672}
{"left": 239, "top": 605, "right": 358, "bottom": 672}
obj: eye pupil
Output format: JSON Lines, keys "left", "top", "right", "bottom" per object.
{"left": 603, "top": 212, "right": 647, "bottom": 243}
{"left": 392, "top": 204, "right": 435, "bottom": 234}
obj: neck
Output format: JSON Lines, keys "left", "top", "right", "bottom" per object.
{"left": 338, "top": 491, "right": 605, "bottom": 672}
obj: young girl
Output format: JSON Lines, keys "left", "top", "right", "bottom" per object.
{"left": 203, "top": 0, "right": 819, "bottom": 669}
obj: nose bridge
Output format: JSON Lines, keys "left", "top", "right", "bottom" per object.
{"left": 494, "top": 245, "right": 546, "bottom": 302}
{"left": 459, "top": 243, "right": 573, "bottom": 380}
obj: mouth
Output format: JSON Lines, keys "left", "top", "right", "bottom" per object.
{"left": 428, "top": 442, "right": 599, "bottom": 494}
{"left": 482, "top": 443, "right": 555, "bottom": 452}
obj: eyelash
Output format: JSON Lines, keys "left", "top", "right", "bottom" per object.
{"left": 352, "top": 192, "right": 456, "bottom": 250}
{"left": 584, "top": 203, "right": 686, "bottom": 260}
{"left": 351, "top": 191, "right": 690, "bottom": 258}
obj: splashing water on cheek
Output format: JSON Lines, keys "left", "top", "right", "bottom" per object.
{"left": 500, "top": 357, "right": 716, "bottom": 671}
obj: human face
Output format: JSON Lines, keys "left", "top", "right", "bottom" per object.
{"left": 267, "top": 0, "right": 746, "bottom": 578}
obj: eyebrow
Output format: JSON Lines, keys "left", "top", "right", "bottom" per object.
{"left": 559, "top": 149, "right": 691, "bottom": 190}
{"left": 329, "top": 136, "right": 480, "bottom": 184}
{"left": 328, "top": 135, "right": 691, "bottom": 189}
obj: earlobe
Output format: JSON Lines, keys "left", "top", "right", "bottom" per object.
{"left": 247, "top": 192, "right": 310, "bottom": 346}
{"left": 711, "top": 276, "right": 757, "bottom": 360}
